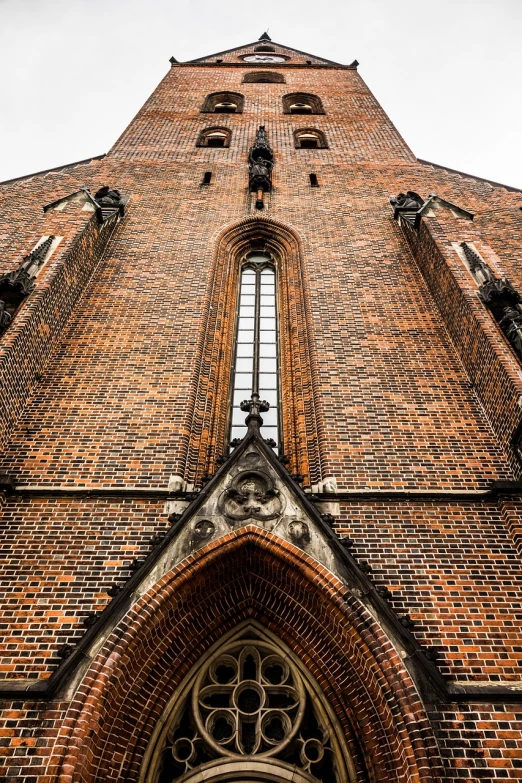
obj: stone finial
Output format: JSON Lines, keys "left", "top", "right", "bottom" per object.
{"left": 240, "top": 393, "right": 270, "bottom": 429}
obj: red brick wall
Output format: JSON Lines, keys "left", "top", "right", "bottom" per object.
{"left": 0, "top": 195, "right": 119, "bottom": 454}
{"left": 1, "top": 47, "right": 522, "bottom": 782}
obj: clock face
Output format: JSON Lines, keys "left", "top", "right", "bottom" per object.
{"left": 243, "top": 55, "right": 286, "bottom": 63}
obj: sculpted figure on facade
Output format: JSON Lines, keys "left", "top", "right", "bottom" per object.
{"left": 389, "top": 191, "right": 424, "bottom": 210}
{"left": 248, "top": 126, "right": 274, "bottom": 194}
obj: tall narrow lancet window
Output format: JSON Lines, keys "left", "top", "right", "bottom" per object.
{"left": 230, "top": 254, "right": 279, "bottom": 450}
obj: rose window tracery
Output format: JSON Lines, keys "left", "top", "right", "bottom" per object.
{"left": 150, "top": 638, "right": 349, "bottom": 783}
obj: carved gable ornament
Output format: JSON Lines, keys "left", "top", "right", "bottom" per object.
{"left": 190, "top": 439, "right": 321, "bottom": 553}
{"left": 218, "top": 467, "right": 285, "bottom": 526}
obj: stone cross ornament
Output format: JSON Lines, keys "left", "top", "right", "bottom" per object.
{"left": 240, "top": 393, "right": 270, "bottom": 428}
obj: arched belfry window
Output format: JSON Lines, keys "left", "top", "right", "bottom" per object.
{"left": 230, "top": 254, "right": 279, "bottom": 449}
{"left": 283, "top": 93, "right": 324, "bottom": 115}
{"left": 294, "top": 129, "right": 328, "bottom": 149}
{"left": 197, "top": 127, "right": 231, "bottom": 148}
{"left": 141, "top": 631, "right": 355, "bottom": 783}
{"left": 202, "top": 92, "right": 244, "bottom": 114}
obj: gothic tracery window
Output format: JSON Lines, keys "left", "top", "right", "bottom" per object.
{"left": 230, "top": 254, "right": 280, "bottom": 449}
{"left": 144, "top": 635, "right": 354, "bottom": 783}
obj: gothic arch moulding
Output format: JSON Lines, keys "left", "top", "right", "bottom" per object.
{"left": 140, "top": 627, "right": 357, "bottom": 783}
{"left": 182, "top": 216, "right": 326, "bottom": 490}
{"left": 51, "top": 529, "right": 441, "bottom": 783}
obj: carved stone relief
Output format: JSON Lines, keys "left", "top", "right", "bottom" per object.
{"left": 193, "top": 519, "right": 215, "bottom": 540}
{"left": 287, "top": 520, "right": 310, "bottom": 544}
{"left": 218, "top": 469, "right": 285, "bottom": 528}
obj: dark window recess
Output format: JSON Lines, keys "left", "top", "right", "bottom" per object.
{"left": 309, "top": 173, "right": 319, "bottom": 187}
{"left": 243, "top": 71, "right": 285, "bottom": 84}
{"left": 0, "top": 236, "right": 55, "bottom": 335}
{"left": 201, "top": 92, "right": 244, "bottom": 114}
{"left": 215, "top": 103, "right": 237, "bottom": 113}
{"left": 290, "top": 104, "right": 312, "bottom": 114}
{"left": 461, "top": 243, "right": 522, "bottom": 364}
{"left": 294, "top": 130, "right": 327, "bottom": 149}
{"left": 202, "top": 172, "right": 212, "bottom": 185}
{"left": 197, "top": 128, "right": 231, "bottom": 148}
{"left": 283, "top": 93, "right": 324, "bottom": 115}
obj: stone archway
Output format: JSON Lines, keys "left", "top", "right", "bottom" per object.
{"left": 52, "top": 528, "right": 442, "bottom": 783}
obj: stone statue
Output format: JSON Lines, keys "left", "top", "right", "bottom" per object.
{"left": 248, "top": 126, "right": 274, "bottom": 195}
{"left": 499, "top": 305, "right": 522, "bottom": 359}
{"left": 389, "top": 191, "right": 424, "bottom": 211}
{"left": 249, "top": 157, "right": 273, "bottom": 193}
{"left": 94, "top": 186, "right": 123, "bottom": 208}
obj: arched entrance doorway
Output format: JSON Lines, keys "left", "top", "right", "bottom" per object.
{"left": 141, "top": 627, "right": 356, "bottom": 783}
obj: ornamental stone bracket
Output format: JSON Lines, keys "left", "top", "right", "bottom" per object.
{"left": 43, "top": 185, "right": 128, "bottom": 224}
{"left": 389, "top": 191, "right": 474, "bottom": 230}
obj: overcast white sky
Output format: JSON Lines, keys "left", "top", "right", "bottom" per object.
{"left": 0, "top": 0, "right": 521, "bottom": 188}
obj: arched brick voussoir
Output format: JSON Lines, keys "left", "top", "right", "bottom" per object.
{"left": 54, "top": 526, "right": 441, "bottom": 783}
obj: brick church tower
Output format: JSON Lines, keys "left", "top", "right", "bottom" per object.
{"left": 1, "top": 33, "right": 522, "bottom": 783}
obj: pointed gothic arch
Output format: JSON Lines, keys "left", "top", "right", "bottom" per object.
{"left": 51, "top": 526, "right": 441, "bottom": 783}
{"left": 140, "top": 625, "right": 357, "bottom": 783}
{"left": 181, "top": 216, "right": 326, "bottom": 491}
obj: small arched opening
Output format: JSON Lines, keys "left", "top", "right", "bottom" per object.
{"left": 202, "top": 92, "right": 245, "bottom": 114}
{"left": 283, "top": 93, "right": 324, "bottom": 115}
{"left": 197, "top": 127, "right": 232, "bottom": 148}
{"left": 294, "top": 129, "right": 328, "bottom": 149}
{"left": 243, "top": 71, "right": 286, "bottom": 84}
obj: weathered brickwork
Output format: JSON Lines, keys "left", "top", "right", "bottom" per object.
{"left": 428, "top": 704, "right": 522, "bottom": 781}
{"left": 335, "top": 500, "right": 522, "bottom": 682}
{"left": 0, "top": 36, "right": 521, "bottom": 782}
{"left": 0, "top": 495, "right": 169, "bottom": 678}
{"left": 0, "top": 191, "right": 120, "bottom": 453}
